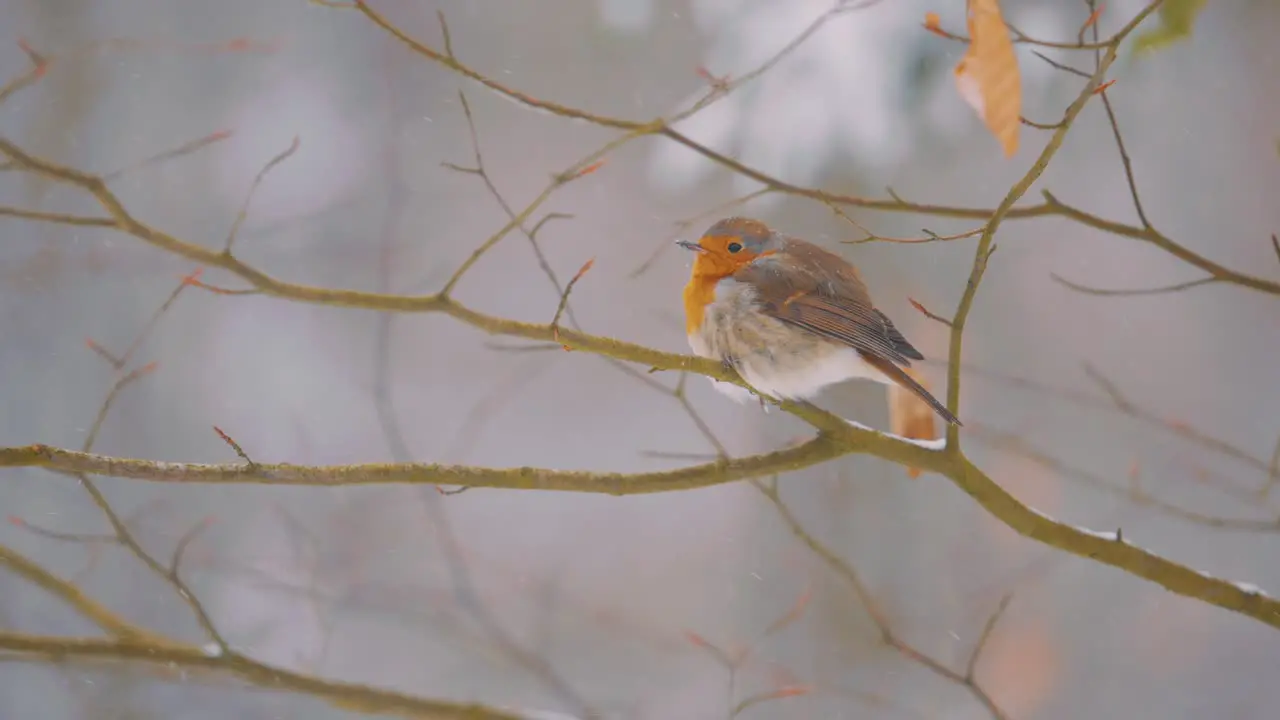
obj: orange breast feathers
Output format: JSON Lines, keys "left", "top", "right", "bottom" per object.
{"left": 683, "top": 274, "right": 720, "bottom": 335}
{"left": 680, "top": 227, "right": 771, "bottom": 336}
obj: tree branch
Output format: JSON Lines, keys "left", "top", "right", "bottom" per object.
{"left": 945, "top": 0, "right": 1165, "bottom": 444}
{"left": 0, "top": 630, "right": 523, "bottom": 720}
{"left": 0, "top": 544, "right": 174, "bottom": 646}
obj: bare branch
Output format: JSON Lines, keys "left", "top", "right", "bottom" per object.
{"left": 0, "top": 630, "right": 524, "bottom": 719}
{"left": 550, "top": 258, "right": 594, "bottom": 343}
{"left": 1081, "top": 362, "right": 1137, "bottom": 413}
{"left": 1263, "top": 434, "right": 1280, "bottom": 501}
{"left": 1030, "top": 50, "right": 1093, "bottom": 79}
{"left": 630, "top": 188, "right": 770, "bottom": 279}
{"left": 971, "top": 423, "right": 1280, "bottom": 532}
{"left": 102, "top": 129, "right": 234, "bottom": 181}
{"left": 0, "top": 544, "right": 173, "bottom": 645}
{"left": 674, "top": 0, "right": 884, "bottom": 120}
{"left": 945, "top": 2, "right": 1165, "bottom": 442}
{"left": 1051, "top": 273, "right": 1220, "bottom": 296}
{"left": 224, "top": 136, "right": 300, "bottom": 253}
{"left": 212, "top": 425, "right": 257, "bottom": 467}
{"left": 0, "top": 435, "right": 841, "bottom": 491}
{"left": 908, "top": 298, "right": 954, "bottom": 328}
{"left": 0, "top": 40, "right": 49, "bottom": 106}
{"left": 966, "top": 593, "right": 1014, "bottom": 681}
{"left": 755, "top": 481, "right": 1009, "bottom": 720}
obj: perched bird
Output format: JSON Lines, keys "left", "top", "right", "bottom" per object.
{"left": 678, "top": 217, "right": 961, "bottom": 426}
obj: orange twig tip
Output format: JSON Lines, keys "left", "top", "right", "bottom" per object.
{"left": 1093, "top": 79, "right": 1116, "bottom": 94}
{"left": 923, "top": 12, "right": 948, "bottom": 37}
{"left": 765, "top": 685, "right": 815, "bottom": 699}
{"left": 572, "top": 258, "right": 595, "bottom": 281}
{"left": 683, "top": 630, "right": 711, "bottom": 648}
{"left": 1080, "top": 4, "right": 1105, "bottom": 32}
{"left": 695, "top": 66, "right": 730, "bottom": 90}
{"left": 574, "top": 160, "right": 605, "bottom": 178}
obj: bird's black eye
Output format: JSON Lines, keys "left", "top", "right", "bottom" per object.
{"left": 727, "top": 242, "right": 743, "bottom": 253}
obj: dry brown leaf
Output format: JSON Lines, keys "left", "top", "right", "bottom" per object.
{"left": 888, "top": 366, "right": 937, "bottom": 478}
{"left": 954, "top": 0, "right": 1021, "bottom": 157}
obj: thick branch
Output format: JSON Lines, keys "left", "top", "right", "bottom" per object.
{"left": 1, "top": 435, "right": 857, "bottom": 493}
{"left": 5, "top": 432, "right": 1280, "bottom": 631}
{"left": 0, "top": 631, "right": 521, "bottom": 720}
{"left": 950, "top": 454, "right": 1280, "bottom": 629}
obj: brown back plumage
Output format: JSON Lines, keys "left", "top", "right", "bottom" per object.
{"left": 734, "top": 235, "right": 961, "bottom": 426}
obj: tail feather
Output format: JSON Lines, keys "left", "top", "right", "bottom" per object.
{"left": 857, "top": 351, "right": 962, "bottom": 426}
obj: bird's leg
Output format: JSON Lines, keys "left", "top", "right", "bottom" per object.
{"left": 755, "top": 392, "right": 785, "bottom": 413}
{"left": 720, "top": 355, "right": 781, "bottom": 412}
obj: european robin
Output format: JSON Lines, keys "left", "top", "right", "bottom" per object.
{"left": 678, "top": 217, "right": 961, "bottom": 426}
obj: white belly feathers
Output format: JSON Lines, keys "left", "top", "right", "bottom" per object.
{"left": 686, "top": 278, "right": 889, "bottom": 402}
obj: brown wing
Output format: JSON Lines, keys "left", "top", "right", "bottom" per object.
{"left": 735, "top": 238, "right": 961, "bottom": 426}
{"left": 858, "top": 351, "right": 961, "bottom": 426}
{"left": 734, "top": 238, "right": 923, "bottom": 366}
{"left": 877, "top": 309, "right": 924, "bottom": 361}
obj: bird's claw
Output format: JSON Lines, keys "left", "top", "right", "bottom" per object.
{"left": 748, "top": 387, "right": 782, "bottom": 413}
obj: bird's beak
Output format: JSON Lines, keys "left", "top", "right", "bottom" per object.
{"left": 675, "top": 239, "right": 704, "bottom": 252}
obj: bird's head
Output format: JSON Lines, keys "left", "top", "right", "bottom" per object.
{"left": 677, "top": 217, "right": 782, "bottom": 279}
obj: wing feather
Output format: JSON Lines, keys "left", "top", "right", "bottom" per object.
{"left": 734, "top": 240, "right": 925, "bottom": 367}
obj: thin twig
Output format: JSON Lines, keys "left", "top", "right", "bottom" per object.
{"left": 224, "top": 136, "right": 300, "bottom": 253}
{"left": 755, "top": 480, "right": 1009, "bottom": 720}
{"left": 965, "top": 593, "right": 1014, "bottom": 680}
{"left": 102, "top": 130, "right": 234, "bottom": 181}
{"left": 366, "top": 55, "right": 600, "bottom": 716}
{"left": 944, "top": 1, "right": 1165, "bottom": 442}
{"left": 1050, "top": 273, "right": 1219, "bottom": 296}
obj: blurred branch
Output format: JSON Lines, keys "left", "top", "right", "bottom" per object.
{"left": 102, "top": 128, "right": 235, "bottom": 181}
{"left": 970, "top": 422, "right": 1280, "bottom": 532}
{"left": 79, "top": 276, "right": 230, "bottom": 646}
{"left": 369, "top": 56, "right": 599, "bottom": 716}
{"left": 0, "top": 544, "right": 172, "bottom": 645}
{"left": 223, "top": 135, "right": 299, "bottom": 253}
{"left": 1050, "top": 273, "right": 1220, "bottom": 297}
{"left": 0, "top": 40, "right": 48, "bottom": 104}
{"left": 756, "top": 480, "right": 1009, "bottom": 720}
{"left": 684, "top": 583, "right": 817, "bottom": 716}
{"left": 0, "top": 631, "right": 524, "bottom": 720}
{"left": 629, "top": 188, "right": 770, "bottom": 278}
{"left": 3, "top": 530, "right": 521, "bottom": 717}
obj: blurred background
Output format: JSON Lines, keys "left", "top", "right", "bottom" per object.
{"left": 2, "top": 0, "right": 1279, "bottom": 718}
